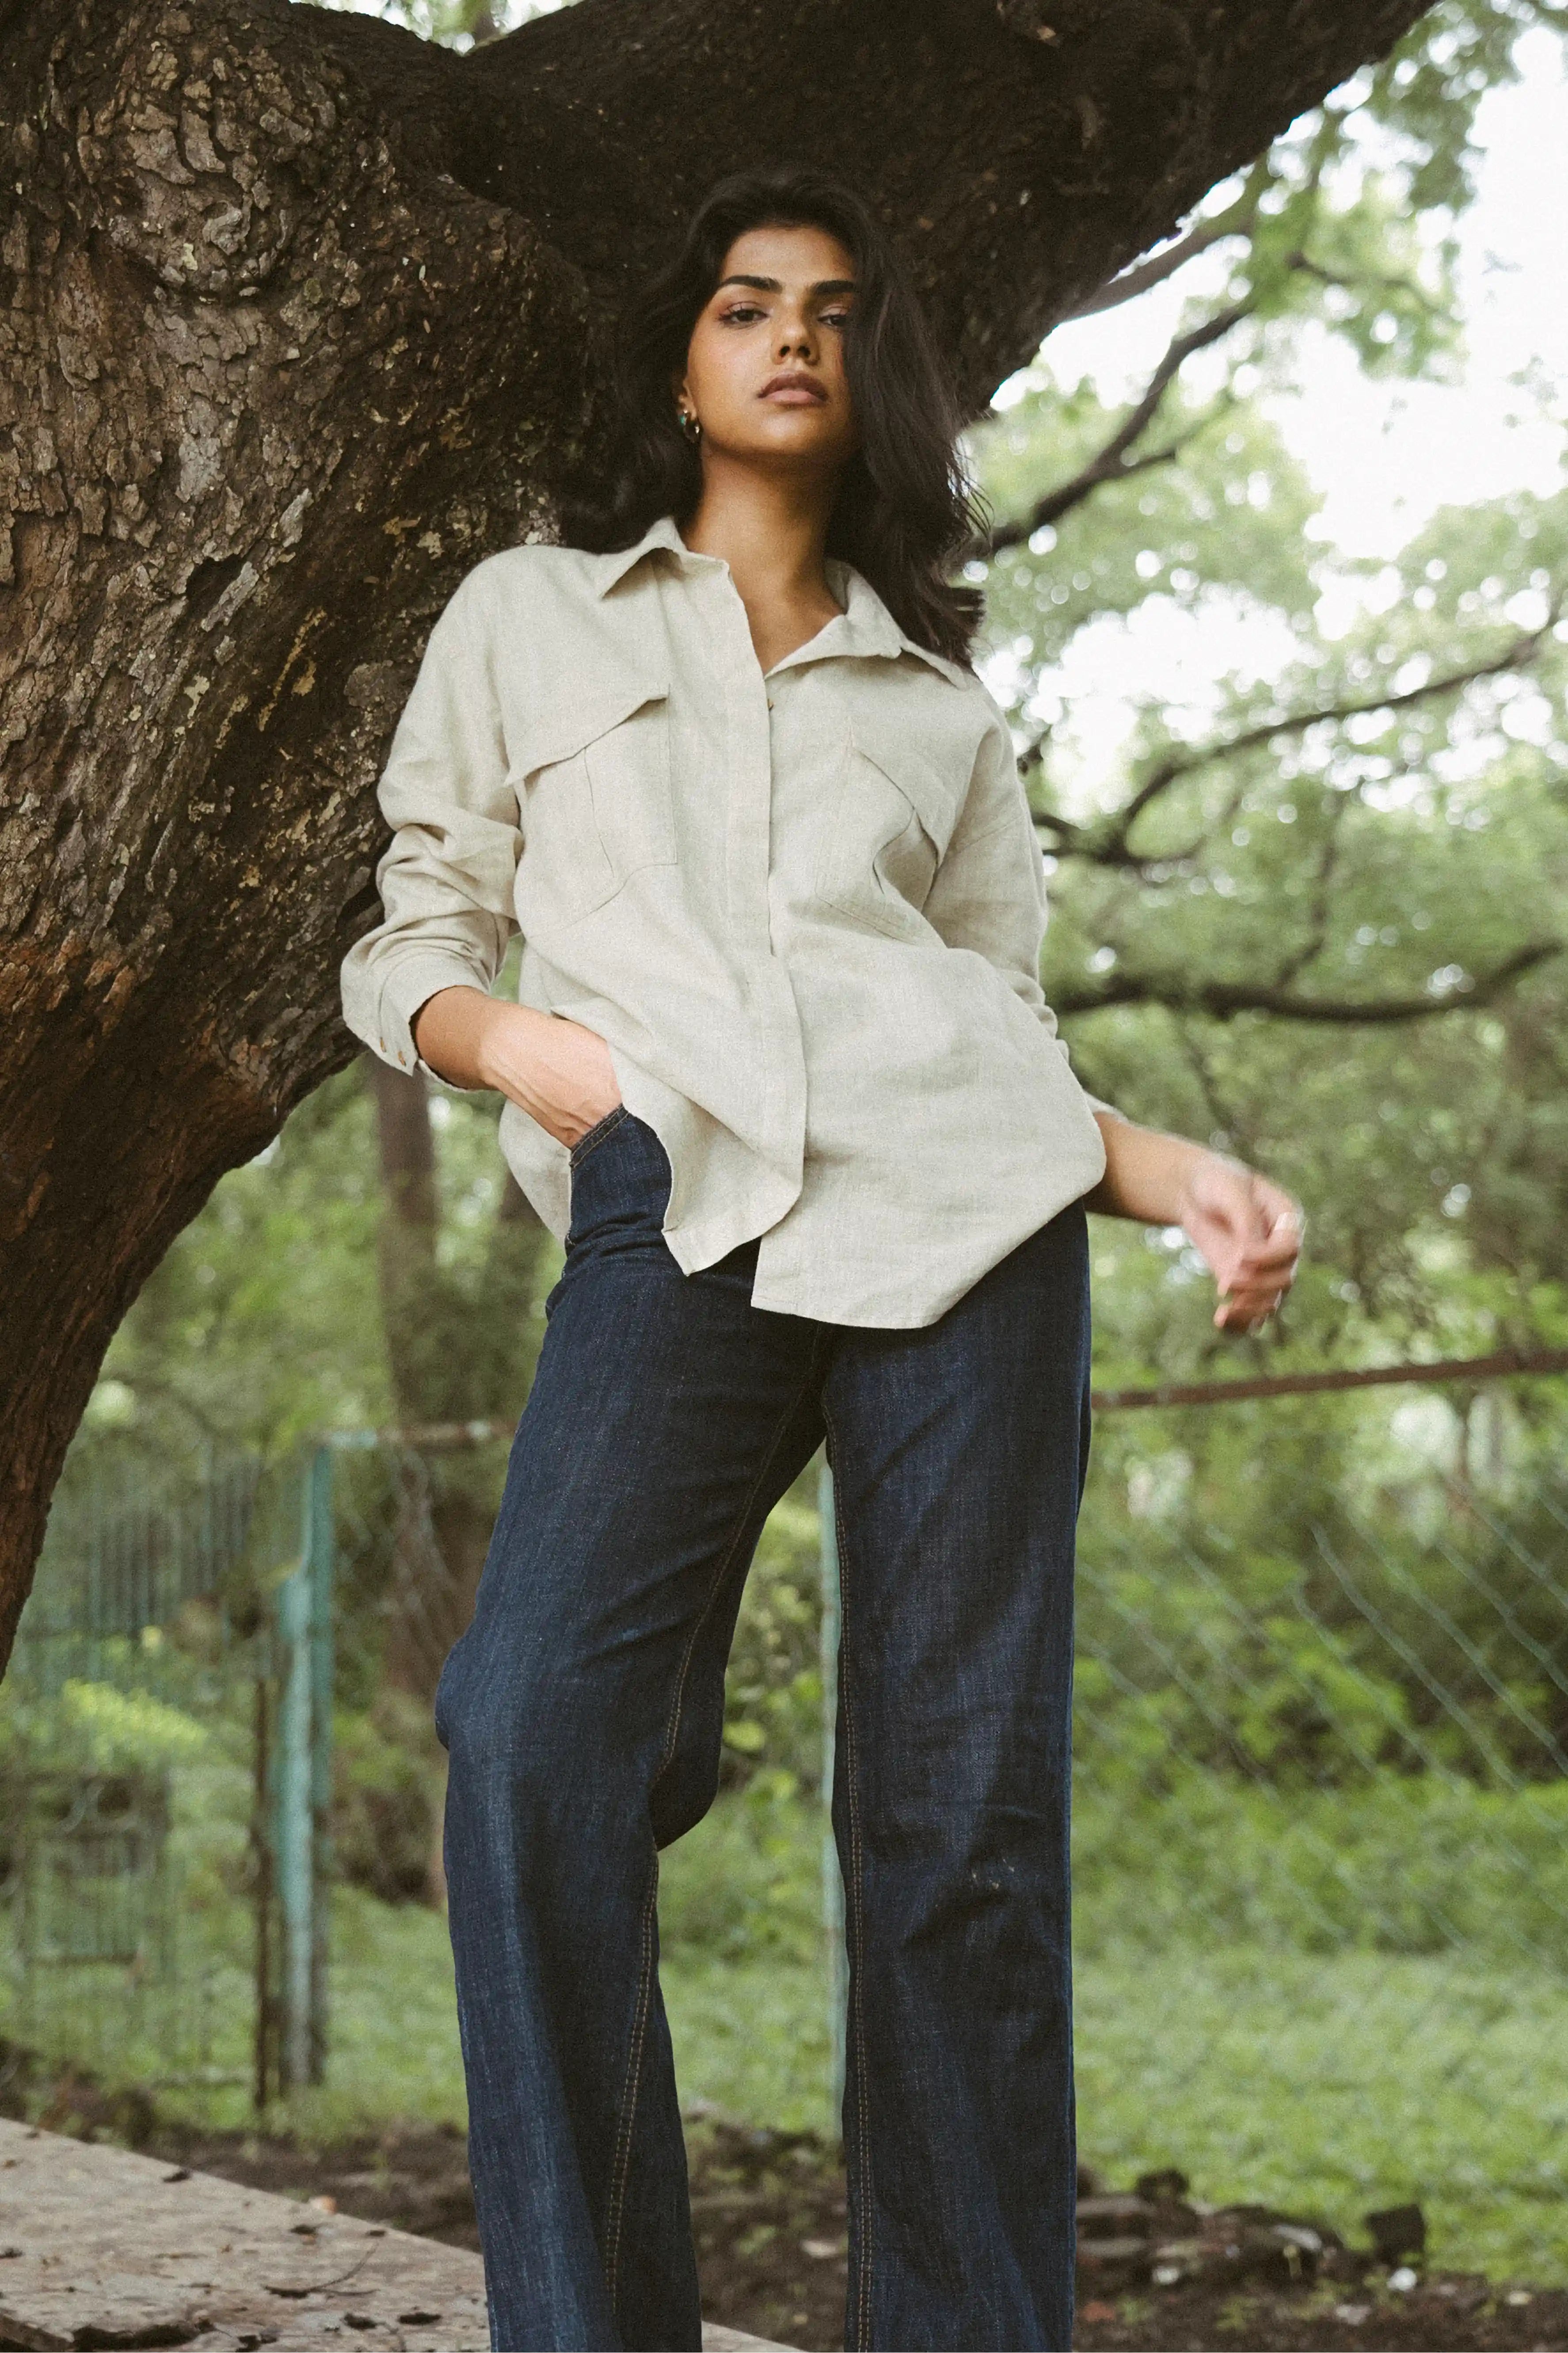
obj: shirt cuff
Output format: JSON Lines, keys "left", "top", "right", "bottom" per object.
{"left": 1081, "top": 1095, "right": 1127, "bottom": 1121}
{"left": 373, "top": 954, "right": 493, "bottom": 1093}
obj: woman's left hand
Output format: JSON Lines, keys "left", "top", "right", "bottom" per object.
{"left": 1088, "top": 1114, "right": 1303, "bottom": 1332}
{"left": 1177, "top": 1152, "right": 1302, "bottom": 1333}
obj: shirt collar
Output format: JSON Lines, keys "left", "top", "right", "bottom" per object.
{"left": 811, "top": 560, "right": 964, "bottom": 685}
{"left": 593, "top": 514, "right": 966, "bottom": 685}
{"left": 590, "top": 513, "right": 706, "bottom": 596}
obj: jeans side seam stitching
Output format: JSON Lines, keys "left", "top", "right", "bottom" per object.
{"left": 819, "top": 1396, "right": 874, "bottom": 2352}
{"left": 601, "top": 1357, "right": 821, "bottom": 2318}
{"left": 602, "top": 1848, "right": 662, "bottom": 2319}
{"left": 569, "top": 1102, "right": 629, "bottom": 1170}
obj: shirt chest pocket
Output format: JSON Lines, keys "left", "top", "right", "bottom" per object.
{"left": 816, "top": 720, "right": 962, "bottom": 938}
{"left": 512, "top": 678, "right": 675, "bottom": 927}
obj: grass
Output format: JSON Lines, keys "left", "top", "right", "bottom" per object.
{"left": 1072, "top": 1773, "right": 1568, "bottom": 1962}
{"left": 662, "top": 1955, "right": 833, "bottom": 2137}
{"left": 7, "top": 1784, "right": 1567, "bottom": 2286}
{"left": 285, "top": 1888, "right": 467, "bottom": 2143}
{"left": 1074, "top": 1939, "right": 1568, "bottom": 2288}
{"left": 320, "top": 1796, "right": 1568, "bottom": 2287}
{"left": 669, "top": 1932, "right": 1568, "bottom": 2290}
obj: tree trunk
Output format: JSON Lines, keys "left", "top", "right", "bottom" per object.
{"left": 364, "top": 1052, "right": 548, "bottom": 1903}
{"left": 366, "top": 1052, "right": 547, "bottom": 1698}
{"left": 367, "top": 1053, "right": 441, "bottom": 1424}
{"left": 0, "top": 0, "right": 1436, "bottom": 1660}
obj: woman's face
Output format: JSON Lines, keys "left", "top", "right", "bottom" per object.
{"left": 676, "top": 222, "right": 860, "bottom": 478}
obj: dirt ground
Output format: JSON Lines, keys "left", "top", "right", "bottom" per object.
{"left": 7, "top": 2046, "right": 1565, "bottom": 2351}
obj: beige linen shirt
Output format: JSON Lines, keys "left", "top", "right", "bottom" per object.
{"left": 340, "top": 513, "right": 1109, "bottom": 1328}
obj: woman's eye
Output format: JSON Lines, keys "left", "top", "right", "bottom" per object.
{"left": 719, "top": 305, "right": 765, "bottom": 325}
{"left": 821, "top": 310, "right": 851, "bottom": 330}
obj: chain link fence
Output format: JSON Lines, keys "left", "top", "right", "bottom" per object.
{"left": 1066, "top": 1441, "right": 1568, "bottom": 2245}
{"left": 3, "top": 1384, "right": 1565, "bottom": 2257}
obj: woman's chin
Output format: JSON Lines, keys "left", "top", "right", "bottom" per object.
{"left": 713, "top": 422, "right": 854, "bottom": 470}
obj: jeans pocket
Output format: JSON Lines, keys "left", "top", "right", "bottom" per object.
{"left": 568, "top": 1102, "right": 629, "bottom": 1170}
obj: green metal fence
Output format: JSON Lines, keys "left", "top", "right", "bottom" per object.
{"left": 1, "top": 1448, "right": 335, "bottom": 2104}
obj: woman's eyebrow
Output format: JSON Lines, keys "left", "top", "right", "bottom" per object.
{"left": 714, "top": 274, "right": 857, "bottom": 296}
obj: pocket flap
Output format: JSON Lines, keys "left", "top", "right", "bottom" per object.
{"left": 849, "top": 718, "right": 962, "bottom": 854}
{"left": 513, "top": 677, "right": 670, "bottom": 778}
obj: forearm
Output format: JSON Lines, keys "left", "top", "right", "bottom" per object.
{"left": 1083, "top": 1112, "right": 1302, "bottom": 1331}
{"left": 410, "top": 983, "right": 528, "bottom": 1091}
{"left": 410, "top": 985, "right": 621, "bottom": 1148}
{"left": 1083, "top": 1112, "right": 1210, "bottom": 1224}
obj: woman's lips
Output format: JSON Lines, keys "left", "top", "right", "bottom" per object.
{"left": 759, "top": 376, "right": 827, "bottom": 404}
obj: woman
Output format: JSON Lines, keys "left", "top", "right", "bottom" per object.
{"left": 341, "top": 165, "right": 1299, "bottom": 2353}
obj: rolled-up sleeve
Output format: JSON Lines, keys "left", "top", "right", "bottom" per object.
{"left": 339, "top": 569, "right": 521, "bottom": 1082}
{"left": 923, "top": 710, "right": 1123, "bottom": 1121}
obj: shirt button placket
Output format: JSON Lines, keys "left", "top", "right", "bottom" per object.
{"left": 713, "top": 582, "right": 805, "bottom": 1179}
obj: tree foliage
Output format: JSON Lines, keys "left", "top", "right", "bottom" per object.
{"left": 965, "top": 0, "right": 1568, "bottom": 1387}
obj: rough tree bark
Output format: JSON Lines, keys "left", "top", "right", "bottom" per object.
{"left": 0, "top": 0, "right": 1437, "bottom": 1659}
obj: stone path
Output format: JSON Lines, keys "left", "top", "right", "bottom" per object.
{"left": 0, "top": 2117, "right": 789, "bottom": 2352}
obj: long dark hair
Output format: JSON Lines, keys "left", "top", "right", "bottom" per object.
{"left": 561, "top": 166, "right": 986, "bottom": 669}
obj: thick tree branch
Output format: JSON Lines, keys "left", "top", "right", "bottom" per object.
{"left": 1052, "top": 941, "right": 1563, "bottom": 1022}
{"left": 1062, "top": 158, "right": 1270, "bottom": 318}
{"left": 987, "top": 299, "right": 1251, "bottom": 549}
{"left": 425, "top": 0, "right": 1439, "bottom": 408}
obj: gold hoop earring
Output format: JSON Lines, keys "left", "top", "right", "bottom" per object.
{"left": 678, "top": 408, "right": 702, "bottom": 444}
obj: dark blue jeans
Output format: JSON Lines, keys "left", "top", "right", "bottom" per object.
{"left": 434, "top": 1111, "right": 1090, "bottom": 2352}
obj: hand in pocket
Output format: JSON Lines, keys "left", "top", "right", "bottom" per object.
{"left": 412, "top": 990, "right": 622, "bottom": 1148}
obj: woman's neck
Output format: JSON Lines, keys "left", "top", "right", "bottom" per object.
{"left": 681, "top": 464, "right": 840, "bottom": 624}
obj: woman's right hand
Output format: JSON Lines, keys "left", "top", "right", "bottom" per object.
{"left": 411, "top": 987, "right": 622, "bottom": 1150}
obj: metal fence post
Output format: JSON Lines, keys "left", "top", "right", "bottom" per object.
{"left": 274, "top": 1567, "right": 312, "bottom": 2092}
{"left": 273, "top": 1446, "right": 335, "bottom": 2094}
{"left": 818, "top": 1455, "right": 847, "bottom": 2138}
{"left": 251, "top": 1673, "right": 276, "bottom": 2110}
{"left": 306, "top": 1444, "right": 335, "bottom": 2085}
